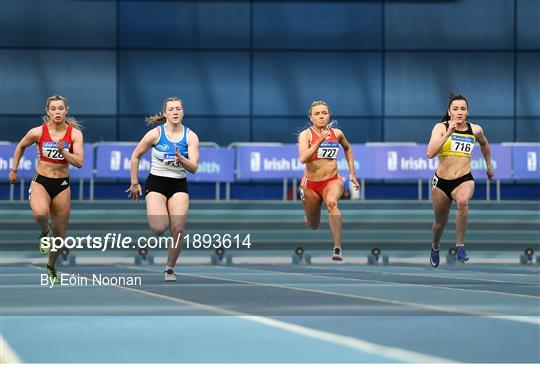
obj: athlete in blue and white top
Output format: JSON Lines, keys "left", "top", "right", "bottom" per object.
{"left": 127, "top": 97, "right": 200, "bottom": 282}
{"left": 150, "top": 123, "right": 190, "bottom": 179}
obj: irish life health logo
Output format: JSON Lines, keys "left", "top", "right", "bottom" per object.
{"left": 110, "top": 151, "right": 121, "bottom": 171}
{"left": 250, "top": 152, "right": 261, "bottom": 172}
{"left": 527, "top": 152, "right": 537, "bottom": 172}
{"left": 387, "top": 151, "right": 398, "bottom": 171}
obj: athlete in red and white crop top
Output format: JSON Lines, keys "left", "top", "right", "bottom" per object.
{"left": 37, "top": 123, "right": 73, "bottom": 164}
{"left": 8, "top": 95, "right": 84, "bottom": 281}
{"left": 297, "top": 100, "right": 360, "bottom": 262}
{"left": 306, "top": 127, "right": 340, "bottom": 163}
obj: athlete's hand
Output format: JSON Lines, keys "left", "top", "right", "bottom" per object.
{"left": 8, "top": 169, "right": 17, "bottom": 184}
{"left": 319, "top": 129, "right": 331, "bottom": 143}
{"left": 349, "top": 175, "right": 360, "bottom": 191}
{"left": 486, "top": 166, "right": 494, "bottom": 180}
{"left": 125, "top": 183, "right": 142, "bottom": 202}
{"left": 174, "top": 145, "right": 184, "bottom": 164}
{"left": 56, "top": 140, "right": 65, "bottom": 151}
{"left": 447, "top": 121, "right": 457, "bottom": 135}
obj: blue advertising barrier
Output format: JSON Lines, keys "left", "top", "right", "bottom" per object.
{"left": 511, "top": 145, "right": 540, "bottom": 180}
{"left": 235, "top": 144, "right": 371, "bottom": 180}
{"left": 1, "top": 141, "right": 536, "bottom": 200}
{"left": 234, "top": 144, "right": 511, "bottom": 180}
{"left": 371, "top": 144, "right": 512, "bottom": 180}
{"left": 95, "top": 143, "right": 234, "bottom": 182}
{"left": 0, "top": 142, "right": 94, "bottom": 179}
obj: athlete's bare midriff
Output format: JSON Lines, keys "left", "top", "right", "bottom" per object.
{"left": 304, "top": 159, "right": 338, "bottom": 181}
{"left": 436, "top": 155, "right": 471, "bottom": 180}
{"left": 35, "top": 161, "right": 69, "bottom": 179}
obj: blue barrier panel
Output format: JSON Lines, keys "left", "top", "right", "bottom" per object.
{"left": 95, "top": 143, "right": 234, "bottom": 182}
{"left": 370, "top": 144, "right": 512, "bottom": 180}
{"left": 235, "top": 144, "right": 371, "bottom": 180}
{"left": 191, "top": 148, "right": 235, "bottom": 183}
{"left": 1, "top": 142, "right": 525, "bottom": 182}
{"left": 0, "top": 142, "right": 94, "bottom": 179}
{"left": 512, "top": 145, "right": 540, "bottom": 179}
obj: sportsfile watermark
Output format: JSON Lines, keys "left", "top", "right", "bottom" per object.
{"left": 41, "top": 233, "right": 252, "bottom": 252}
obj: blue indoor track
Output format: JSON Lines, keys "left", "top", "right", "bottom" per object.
{"left": 1, "top": 201, "right": 539, "bottom": 363}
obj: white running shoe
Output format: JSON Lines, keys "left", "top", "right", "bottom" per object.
{"left": 332, "top": 247, "right": 343, "bottom": 261}
{"left": 164, "top": 268, "right": 176, "bottom": 282}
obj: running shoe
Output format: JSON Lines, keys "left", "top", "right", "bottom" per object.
{"left": 39, "top": 223, "right": 51, "bottom": 255}
{"left": 456, "top": 245, "right": 469, "bottom": 262}
{"left": 164, "top": 268, "right": 176, "bottom": 282}
{"left": 331, "top": 247, "right": 343, "bottom": 261}
{"left": 430, "top": 247, "right": 440, "bottom": 268}
{"left": 45, "top": 265, "right": 60, "bottom": 284}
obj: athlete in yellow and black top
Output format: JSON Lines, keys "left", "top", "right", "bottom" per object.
{"left": 426, "top": 94, "right": 494, "bottom": 267}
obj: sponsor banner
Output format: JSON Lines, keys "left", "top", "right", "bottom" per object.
{"left": 372, "top": 144, "right": 512, "bottom": 180}
{"left": 95, "top": 143, "right": 234, "bottom": 182}
{"left": 513, "top": 146, "right": 540, "bottom": 179}
{"left": 235, "top": 144, "right": 371, "bottom": 180}
{"left": 0, "top": 143, "right": 94, "bottom": 179}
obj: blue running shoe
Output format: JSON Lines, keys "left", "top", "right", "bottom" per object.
{"left": 430, "top": 247, "right": 440, "bottom": 268}
{"left": 456, "top": 245, "right": 469, "bottom": 262}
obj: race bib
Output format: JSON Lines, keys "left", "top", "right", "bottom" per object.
{"left": 450, "top": 135, "right": 474, "bottom": 156}
{"left": 317, "top": 141, "right": 339, "bottom": 159}
{"left": 42, "top": 141, "right": 69, "bottom": 160}
{"left": 432, "top": 175, "right": 439, "bottom": 188}
{"left": 162, "top": 152, "right": 181, "bottom": 166}
{"left": 162, "top": 152, "right": 176, "bottom": 163}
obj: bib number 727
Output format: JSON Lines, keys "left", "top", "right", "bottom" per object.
{"left": 317, "top": 141, "right": 339, "bottom": 159}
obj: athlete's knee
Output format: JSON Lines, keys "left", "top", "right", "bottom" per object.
{"left": 433, "top": 220, "right": 446, "bottom": 230}
{"left": 308, "top": 221, "right": 320, "bottom": 230}
{"left": 305, "top": 215, "right": 320, "bottom": 230}
{"left": 434, "top": 212, "right": 449, "bottom": 227}
{"left": 33, "top": 212, "right": 48, "bottom": 223}
{"left": 455, "top": 198, "right": 469, "bottom": 212}
{"left": 326, "top": 199, "right": 339, "bottom": 212}
{"left": 170, "top": 223, "right": 184, "bottom": 237}
{"left": 149, "top": 222, "right": 169, "bottom": 236}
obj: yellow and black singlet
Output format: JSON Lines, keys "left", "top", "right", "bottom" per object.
{"left": 438, "top": 121, "right": 475, "bottom": 158}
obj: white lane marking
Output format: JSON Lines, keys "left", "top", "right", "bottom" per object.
{"left": 0, "top": 336, "right": 22, "bottom": 363}
{"left": 111, "top": 266, "right": 455, "bottom": 363}
{"left": 228, "top": 265, "right": 540, "bottom": 300}
{"left": 121, "top": 265, "right": 540, "bottom": 326}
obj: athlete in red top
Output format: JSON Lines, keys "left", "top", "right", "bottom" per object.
{"left": 298, "top": 100, "right": 359, "bottom": 261}
{"left": 8, "top": 95, "right": 84, "bottom": 283}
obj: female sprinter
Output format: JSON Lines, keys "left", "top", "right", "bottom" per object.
{"left": 126, "top": 97, "right": 199, "bottom": 282}
{"left": 8, "top": 95, "right": 84, "bottom": 283}
{"left": 426, "top": 94, "right": 493, "bottom": 267}
{"left": 298, "top": 100, "right": 359, "bottom": 261}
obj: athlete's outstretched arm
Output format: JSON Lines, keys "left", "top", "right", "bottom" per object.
{"left": 337, "top": 129, "right": 359, "bottom": 190}
{"left": 298, "top": 129, "right": 328, "bottom": 164}
{"left": 174, "top": 130, "right": 199, "bottom": 174}
{"left": 58, "top": 129, "right": 84, "bottom": 168}
{"left": 475, "top": 125, "right": 494, "bottom": 180}
{"left": 8, "top": 127, "right": 40, "bottom": 183}
{"left": 126, "top": 128, "right": 159, "bottom": 201}
{"left": 426, "top": 123, "right": 453, "bottom": 159}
